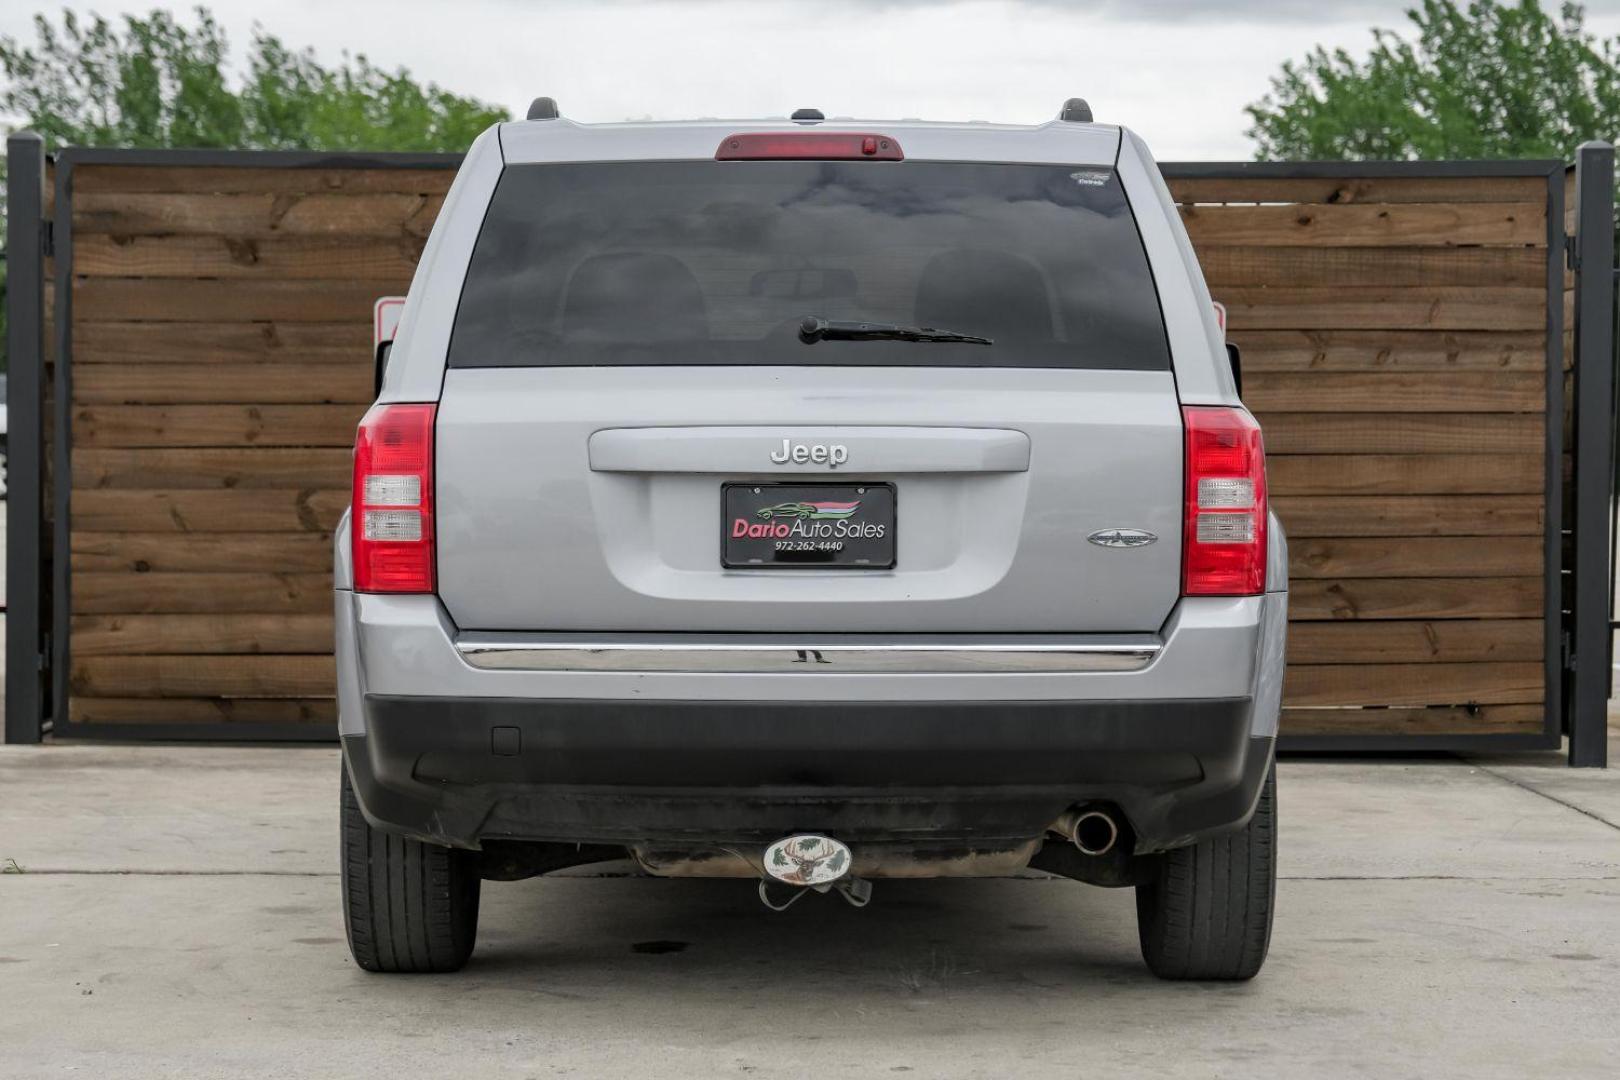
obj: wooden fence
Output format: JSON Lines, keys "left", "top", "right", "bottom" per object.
{"left": 10, "top": 148, "right": 1581, "bottom": 748}
{"left": 1167, "top": 166, "right": 1561, "bottom": 744}
{"left": 54, "top": 153, "right": 457, "bottom": 731}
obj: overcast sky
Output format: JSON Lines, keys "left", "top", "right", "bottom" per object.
{"left": 6, "top": 0, "right": 1620, "bottom": 158}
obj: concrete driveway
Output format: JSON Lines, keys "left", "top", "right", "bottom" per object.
{"left": 1, "top": 743, "right": 1616, "bottom": 1078}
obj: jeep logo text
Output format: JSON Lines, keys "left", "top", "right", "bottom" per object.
{"left": 770, "top": 439, "right": 848, "bottom": 468}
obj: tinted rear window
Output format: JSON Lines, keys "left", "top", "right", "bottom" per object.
{"left": 447, "top": 160, "right": 1170, "bottom": 370}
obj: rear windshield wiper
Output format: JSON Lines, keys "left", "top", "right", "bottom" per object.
{"left": 798, "top": 315, "right": 993, "bottom": 346}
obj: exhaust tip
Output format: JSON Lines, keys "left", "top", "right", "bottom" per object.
{"left": 1073, "top": 810, "right": 1119, "bottom": 857}
{"left": 1051, "top": 806, "right": 1122, "bottom": 857}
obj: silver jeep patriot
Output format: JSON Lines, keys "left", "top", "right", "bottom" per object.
{"left": 336, "top": 99, "right": 1286, "bottom": 980}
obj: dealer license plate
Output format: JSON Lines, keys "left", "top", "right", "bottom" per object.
{"left": 722, "top": 483, "right": 896, "bottom": 569}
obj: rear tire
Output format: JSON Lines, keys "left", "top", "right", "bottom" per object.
{"left": 340, "top": 763, "right": 480, "bottom": 973}
{"left": 1135, "top": 763, "right": 1276, "bottom": 980}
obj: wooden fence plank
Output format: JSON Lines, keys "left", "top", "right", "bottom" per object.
{"left": 1283, "top": 662, "right": 1542, "bottom": 707}
{"left": 73, "top": 278, "right": 406, "bottom": 323}
{"left": 74, "top": 448, "right": 352, "bottom": 490}
{"left": 1180, "top": 202, "right": 1545, "bottom": 246}
{"left": 1259, "top": 413, "right": 1544, "bottom": 455}
{"left": 1288, "top": 577, "right": 1541, "bottom": 620}
{"left": 1280, "top": 704, "right": 1544, "bottom": 736}
{"left": 74, "top": 234, "right": 425, "bottom": 280}
{"left": 1271, "top": 495, "right": 1543, "bottom": 537}
{"left": 70, "top": 655, "right": 338, "bottom": 698}
{"left": 72, "top": 614, "right": 335, "bottom": 656}
{"left": 1286, "top": 619, "right": 1542, "bottom": 664}
{"left": 1198, "top": 246, "right": 1546, "bottom": 288}
{"left": 73, "top": 572, "right": 334, "bottom": 614}
{"left": 1215, "top": 287, "right": 1545, "bottom": 332}
{"left": 71, "top": 532, "right": 334, "bottom": 572}
{"left": 67, "top": 697, "right": 336, "bottom": 724}
{"left": 1269, "top": 454, "right": 1542, "bottom": 495}
{"left": 75, "top": 321, "right": 371, "bottom": 364}
{"left": 71, "top": 490, "right": 348, "bottom": 532}
{"left": 1233, "top": 330, "right": 1546, "bottom": 372}
{"left": 73, "top": 192, "right": 443, "bottom": 238}
{"left": 1244, "top": 371, "right": 1543, "bottom": 412}
{"left": 74, "top": 404, "right": 365, "bottom": 448}
{"left": 1288, "top": 536, "right": 1542, "bottom": 578}
{"left": 72, "top": 164, "right": 454, "bottom": 196}
{"left": 75, "top": 364, "right": 372, "bottom": 405}
{"left": 1166, "top": 175, "right": 1547, "bottom": 205}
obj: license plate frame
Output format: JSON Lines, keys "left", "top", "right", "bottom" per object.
{"left": 721, "top": 482, "right": 896, "bottom": 570}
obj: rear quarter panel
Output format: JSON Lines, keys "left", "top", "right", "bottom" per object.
{"left": 378, "top": 125, "right": 505, "bottom": 404}
{"left": 1115, "top": 128, "right": 1238, "bottom": 406}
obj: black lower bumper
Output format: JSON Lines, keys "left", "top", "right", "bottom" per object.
{"left": 343, "top": 695, "right": 1273, "bottom": 854}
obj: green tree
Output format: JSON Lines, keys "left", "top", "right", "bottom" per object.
{"left": 1246, "top": 0, "right": 1620, "bottom": 159}
{"left": 0, "top": 6, "right": 507, "bottom": 150}
{"left": 241, "top": 35, "right": 511, "bottom": 153}
{"left": 0, "top": 6, "right": 509, "bottom": 370}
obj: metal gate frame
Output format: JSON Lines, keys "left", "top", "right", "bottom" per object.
{"left": 1567, "top": 141, "right": 1616, "bottom": 768}
{"left": 4, "top": 139, "right": 1613, "bottom": 761}
{"left": 5, "top": 133, "right": 49, "bottom": 745}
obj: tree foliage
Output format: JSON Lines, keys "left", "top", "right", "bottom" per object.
{"left": 1246, "top": 0, "right": 1620, "bottom": 159}
{"left": 0, "top": 5, "right": 509, "bottom": 151}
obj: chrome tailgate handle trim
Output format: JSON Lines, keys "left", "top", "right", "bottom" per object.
{"left": 588, "top": 426, "right": 1031, "bottom": 474}
{"left": 455, "top": 638, "right": 1159, "bottom": 673}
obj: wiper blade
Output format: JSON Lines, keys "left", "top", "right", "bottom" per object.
{"left": 798, "top": 315, "right": 992, "bottom": 346}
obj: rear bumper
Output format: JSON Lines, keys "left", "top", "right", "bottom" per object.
{"left": 337, "top": 589, "right": 1285, "bottom": 856}
{"left": 343, "top": 694, "right": 1274, "bottom": 854}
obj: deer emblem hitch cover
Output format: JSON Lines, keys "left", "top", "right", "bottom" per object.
{"left": 763, "top": 834, "right": 852, "bottom": 886}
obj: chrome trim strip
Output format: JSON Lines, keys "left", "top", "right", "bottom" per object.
{"left": 454, "top": 638, "right": 1160, "bottom": 674}
{"left": 587, "top": 426, "right": 1031, "bottom": 474}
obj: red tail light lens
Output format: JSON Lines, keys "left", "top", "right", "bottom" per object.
{"left": 352, "top": 403, "right": 436, "bottom": 593}
{"left": 716, "top": 132, "right": 904, "bottom": 160}
{"left": 1182, "top": 406, "right": 1267, "bottom": 596}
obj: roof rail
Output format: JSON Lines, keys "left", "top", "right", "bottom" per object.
{"left": 1059, "top": 98, "right": 1093, "bottom": 123}
{"left": 526, "top": 97, "right": 560, "bottom": 121}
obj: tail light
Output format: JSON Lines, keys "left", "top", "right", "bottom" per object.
{"left": 1182, "top": 406, "right": 1267, "bottom": 596}
{"left": 352, "top": 403, "right": 436, "bottom": 593}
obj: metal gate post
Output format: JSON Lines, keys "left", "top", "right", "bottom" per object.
{"left": 5, "top": 132, "right": 49, "bottom": 743}
{"left": 1569, "top": 140, "right": 1615, "bottom": 767}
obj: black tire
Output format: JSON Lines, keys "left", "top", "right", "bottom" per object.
{"left": 1135, "top": 763, "right": 1276, "bottom": 981}
{"left": 340, "top": 763, "right": 480, "bottom": 973}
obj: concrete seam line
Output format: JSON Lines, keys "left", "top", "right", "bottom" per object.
{"left": 0, "top": 869, "right": 339, "bottom": 877}
{"left": 1468, "top": 763, "right": 1620, "bottom": 834}
{"left": 1278, "top": 874, "right": 1620, "bottom": 881}
{"left": 4, "top": 871, "right": 1620, "bottom": 881}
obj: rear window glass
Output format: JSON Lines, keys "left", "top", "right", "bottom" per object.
{"left": 447, "top": 160, "right": 1170, "bottom": 370}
